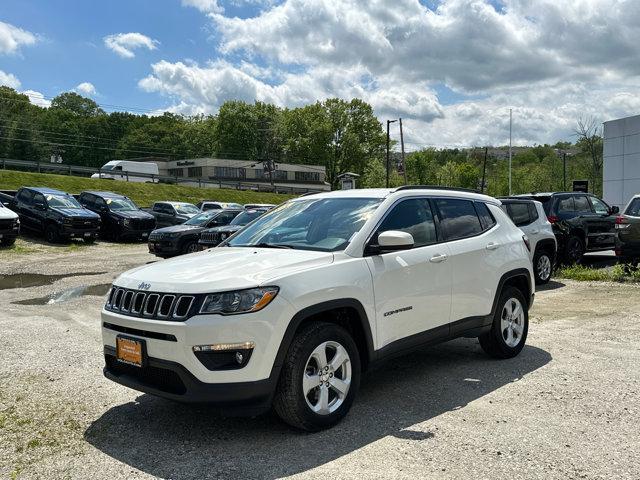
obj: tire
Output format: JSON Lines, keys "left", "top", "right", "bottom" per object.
{"left": 182, "top": 240, "right": 199, "bottom": 255}
{"left": 479, "top": 287, "right": 529, "bottom": 359}
{"left": 533, "top": 249, "right": 553, "bottom": 284}
{"left": 84, "top": 237, "right": 95, "bottom": 244}
{"left": 1, "top": 237, "right": 16, "bottom": 246}
{"left": 273, "top": 321, "right": 361, "bottom": 431}
{"left": 45, "top": 224, "right": 60, "bottom": 244}
{"left": 564, "top": 235, "right": 585, "bottom": 264}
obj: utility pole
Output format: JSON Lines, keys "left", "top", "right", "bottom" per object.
{"left": 509, "top": 108, "right": 513, "bottom": 195}
{"left": 399, "top": 118, "right": 407, "bottom": 185}
{"left": 563, "top": 151, "right": 567, "bottom": 190}
{"left": 481, "top": 147, "right": 488, "bottom": 194}
{"left": 386, "top": 119, "right": 397, "bottom": 188}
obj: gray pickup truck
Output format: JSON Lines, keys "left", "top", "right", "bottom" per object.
{"left": 143, "top": 201, "right": 200, "bottom": 228}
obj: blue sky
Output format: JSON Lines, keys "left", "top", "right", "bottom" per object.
{"left": 1, "top": 1, "right": 639, "bottom": 148}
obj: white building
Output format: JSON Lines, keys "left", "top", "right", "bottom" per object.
{"left": 603, "top": 114, "right": 640, "bottom": 208}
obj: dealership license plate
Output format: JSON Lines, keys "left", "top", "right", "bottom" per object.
{"left": 116, "top": 336, "right": 145, "bottom": 367}
{"left": 142, "top": 232, "right": 148, "bottom": 238}
{"left": 84, "top": 232, "right": 91, "bottom": 237}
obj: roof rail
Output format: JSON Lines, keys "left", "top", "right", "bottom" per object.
{"left": 394, "top": 185, "right": 481, "bottom": 194}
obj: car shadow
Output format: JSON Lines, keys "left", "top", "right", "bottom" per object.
{"left": 536, "top": 280, "right": 565, "bottom": 291}
{"left": 84, "top": 339, "right": 551, "bottom": 479}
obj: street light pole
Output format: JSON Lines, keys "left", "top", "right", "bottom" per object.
{"left": 386, "top": 119, "right": 397, "bottom": 188}
{"left": 509, "top": 108, "right": 513, "bottom": 195}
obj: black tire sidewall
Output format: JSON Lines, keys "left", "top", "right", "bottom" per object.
{"left": 280, "top": 323, "right": 361, "bottom": 430}
{"left": 45, "top": 224, "right": 59, "bottom": 243}
{"left": 565, "top": 236, "right": 584, "bottom": 264}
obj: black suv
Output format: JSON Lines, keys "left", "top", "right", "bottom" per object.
{"left": 10, "top": 187, "right": 101, "bottom": 243}
{"left": 79, "top": 191, "right": 156, "bottom": 241}
{"left": 148, "top": 208, "right": 241, "bottom": 257}
{"left": 515, "top": 192, "right": 619, "bottom": 263}
{"left": 198, "top": 208, "right": 269, "bottom": 249}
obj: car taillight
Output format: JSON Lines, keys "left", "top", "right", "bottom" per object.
{"left": 522, "top": 235, "right": 531, "bottom": 252}
{"left": 547, "top": 215, "right": 558, "bottom": 224}
{"left": 615, "top": 216, "right": 630, "bottom": 229}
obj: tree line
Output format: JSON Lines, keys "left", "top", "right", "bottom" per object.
{"left": 0, "top": 86, "right": 603, "bottom": 195}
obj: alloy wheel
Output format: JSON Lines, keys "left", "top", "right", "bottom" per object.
{"left": 500, "top": 297, "right": 525, "bottom": 348}
{"left": 303, "top": 341, "right": 351, "bottom": 415}
{"left": 537, "top": 254, "right": 552, "bottom": 281}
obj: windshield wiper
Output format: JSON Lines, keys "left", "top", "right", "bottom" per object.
{"left": 236, "top": 242, "right": 294, "bottom": 249}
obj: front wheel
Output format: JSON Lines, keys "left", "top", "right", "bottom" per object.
{"left": 182, "top": 240, "right": 199, "bottom": 254}
{"left": 564, "top": 235, "right": 585, "bottom": 264}
{"left": 1, "top": 237, "right": 16, "bottom": 246}
{"left": 533, "top": 249, "right": 553, "bottom": 284}
{"left": 273, "top": 322, "right": 361, "bottom": 431}
{"left": 479, "top": 287, "right": 529, "bottom": 359}
{"left": 45, "top": 224, "right": 60, "bottom": 244}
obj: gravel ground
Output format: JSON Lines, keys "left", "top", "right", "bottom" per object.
{"left": 1, "top": 242, "right": 639, "bottom": 479}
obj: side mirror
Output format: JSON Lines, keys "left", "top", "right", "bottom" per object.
{"left": 610, "top": 206, "right": 620, "bottom": 215}
{"left": 368, "top": 230, "right": 414, "bottom": 254}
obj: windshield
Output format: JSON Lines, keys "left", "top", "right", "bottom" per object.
{"left": 107, "top": 197, "right": 138, "bottom": 211}
{"left": 230, "top": 210, "right": 265, "bottom": 226}
{"left": 47, "top": 194, "right": 82, "bottom": 209}
{"left": 626, "top": 198, "right": 640, "bottom": 216}
{"left": 184, "top": 210, "right": 221, "bottom": 226}
{"left": 101, "top": 164, "right": 116, "bottom": 171}
{"left": 227, "top": 198, "right": 381, "bottom": 252}
{"left": 174, "top": 203, "right": 199, "bottom": 215}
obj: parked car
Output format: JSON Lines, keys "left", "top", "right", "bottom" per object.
{"left": 515, "top": 192, "right": 619, "bottom": 263}
{"left": 244, "top": 203, "right": 276, "bottom": 210}
{"left": 0, "top": 200, "right": 20, "bottom": 246}
{"left": 148, "top": 208, "right": 241, "bottom": 257}
{"left": 615, "top": 194, "right": 640, "bottom": 265}
{"left": 91, "top": 160, "right": 159, "bottom": 183}
{"left": 198, "top": 208, "right": 269, "bottom": 249}
{"left": 79, "top": 191, "right": 156, "bottom": 241}
{"left": 500, "top": 198, "right": 557, "bottom": 284}
{"left": 196, "top": 201, "right": 243, "bottom": 212}
{"left": 143, "top": 201, "right": 200, "bottom": 228}
{"left": 102, "top": 186, "right": 534, "bottom": 431}
{"left": 9, "top": 187, "right": 100, "bottom": 243}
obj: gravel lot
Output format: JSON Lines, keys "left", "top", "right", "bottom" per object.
{"left": 1, "top": 241, "right": 639, "bottom": 479}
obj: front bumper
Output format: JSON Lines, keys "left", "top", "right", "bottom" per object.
{"left": 60, "top": 225, "right": 99, "bottom": 239}
{"left": 148, "top": 240, "right": 179, "bottom": 255}
{"left": 119, "top": 228, "right": 152, "bottom": 240}
{"left": 0, "top": 225, "right": 19, "bottom": 240}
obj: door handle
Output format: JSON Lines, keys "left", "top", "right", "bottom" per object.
{"left": 429, "top": 253, "right": 448, "bottom": 263}
{"left": 529, "top": 229, "right": 539, "bottom": 234}
{"left": 486, "top": 242, "right": 501, "bottom": 250}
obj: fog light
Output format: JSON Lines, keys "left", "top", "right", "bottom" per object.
{"left": 192, "top": 342, "right": 255, "bottom": 371}
{"left": 192, "top": 341, "right": 255, "bottom": 352}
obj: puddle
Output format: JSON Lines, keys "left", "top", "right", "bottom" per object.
{"left": 13, "top": 283, "right": 112, "bottom": 305}
{"left": 0, "top": 272, "right": 106, "bottom": 290}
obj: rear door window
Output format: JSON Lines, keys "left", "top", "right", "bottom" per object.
{"left": 556, "top": 196, "right": 575, "bottom": 213}
{"left": 574, "top": 195, "right": 593, "bottom": 213}
{"left": 17, "top": 189, "right": 33, "bottom": 205}
{"left": 435, "top": 198, "right": 483, "bottom": 241}
{"left": 475, "top": 202, "right": 496, "bottom": 230}
{"left": 506, "top": 203, "right": 532, "bottom": 227}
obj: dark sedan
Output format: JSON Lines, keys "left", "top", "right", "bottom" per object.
{"left": 198, "top": 208, "right": 269, "bottom": 249}
{"left": 615, "top": 195, "right": 640, "bottom": 265}
{"left": 148, "top": 208, "right": 241, "bottom": 257}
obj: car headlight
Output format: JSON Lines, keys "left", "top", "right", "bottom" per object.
{"left": 14, "top": 218, "right": 19, "bottom": 225}
{"left": 220, "top": 232, "right": 228, "bottom": 240}
{"left": 123, "top": 218, "right": 131, "bottom": 227}
{"left": 200, "top": 287, "right": 279, "bottom": 315}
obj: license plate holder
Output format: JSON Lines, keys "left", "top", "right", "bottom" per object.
{"left": 116, "top": 336, "right": 146, "bottom": 368}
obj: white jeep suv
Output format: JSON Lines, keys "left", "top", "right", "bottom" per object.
{"left": 102, "top": 187, "right": 534, "bottom": 431}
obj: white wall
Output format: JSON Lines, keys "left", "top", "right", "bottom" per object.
{"left": 603, "top": 114, "right": 640, "bottom": 208}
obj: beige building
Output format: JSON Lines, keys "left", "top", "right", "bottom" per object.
{"left": 142, "top": 157, "right": 329, "bottom": 193}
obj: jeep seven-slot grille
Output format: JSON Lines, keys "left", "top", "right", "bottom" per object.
{"left": 105, "top": 287, "right": 200, "bottom": 321}
{"left": 199, "top": 231, "right": 219, "bottom": 243}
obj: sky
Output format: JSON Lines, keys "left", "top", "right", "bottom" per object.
{"left": 1, "top": 0, "right": 640, "bottom": 150}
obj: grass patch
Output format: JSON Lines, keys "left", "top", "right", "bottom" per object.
{"left": 0, "top": 170, "right": 295, "bottom": 207}
{"left": 556, "top": 263, "right": 640, "bottom": 282}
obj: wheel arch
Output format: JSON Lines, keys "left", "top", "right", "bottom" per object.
{"left": 491, "top": 268, "right": 533, "bottom": 314}
{"left": 271, "top": 299, "right": 375, "bottom": 376}
{"left": 534, "top": 239, "right": 557, "bottom": 262}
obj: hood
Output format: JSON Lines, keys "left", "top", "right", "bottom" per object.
{"left": 203, "top": 224, "right": 243, "bottom": 234}
{"left": 0, "top": 207, "right": 18, "bottom": 220}
{"left": 177, "top": 213, "right": 197, "bottom": 219}
{"left": 51, "top": 208, "right": 100, "bottom": 219}
{"left": 153, "top": 224, "right": 204, "bottom": 234}
{"left": 114, "top": 247, "right": 334, "bottom": 293}
{"left": 111, "top": 210, "right": 155, "bottom": 220}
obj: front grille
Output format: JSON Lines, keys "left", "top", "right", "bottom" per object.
{"left": 149, "top": 231, "right": 168, "bottom": 241}
{"left": 105, "top": 355, "right": 186, "bottom": 395}
{"left": 200, "top": 231, "right": 219, "bottom": 243}
{"left": 130, "top": 218, "right": 155, "bottom": 230}
{"left": 105, "top": 286, "right": 200, "bottom": 321}
{"left": 0, "top": 218, "right": 17, "bottom": 229}
{"left": 71, "top": 218, "right": 99, "bottom": 229}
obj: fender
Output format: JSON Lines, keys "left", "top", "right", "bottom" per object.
{"left": 490, "top": 268, "right": 533, "bottom": 315}
{"left": 270, "top": 298, "right": 376, "bottom": 373}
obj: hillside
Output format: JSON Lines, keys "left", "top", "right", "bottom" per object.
{"left": 0, "top": 170, "right": 294, "bottom": 207}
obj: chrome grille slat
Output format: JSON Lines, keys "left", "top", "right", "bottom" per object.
{"left": 173, "top": 296, "right": 195, "bottom": 319}
{"left": 143, "top": 293, "right": 160, "bottom": 317}
{"left": 105, "top": 288, "right": 198, "bottom": 321}
{"left": 131, "top": 292, "right": 146, "bottom": 314}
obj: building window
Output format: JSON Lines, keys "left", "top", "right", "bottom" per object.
{"left": 188, "top": 167, "right": 202, "bottom": 178}
{"left": 294, "top": 171, "right": 321, "bottom": 182}
{"left": 214, "top": 167, "right": 246, "bottom": 179}
{"left": 168, "top": 168, "right": 184, "bottom": 177}
{"left": 274, "top": 170, "right": 288, "bottom": 180}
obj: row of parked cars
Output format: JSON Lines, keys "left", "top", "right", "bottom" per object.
{"left": 0, "top": 185, "right": 274, "bottom": 248}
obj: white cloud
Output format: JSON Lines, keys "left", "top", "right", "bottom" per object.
{"left": 148, "top": 0, "right": 640, "bottom": 146}
{"left": 22, "top": 90, "right": 51, "bottom": 108}
{"left": 75, "top": 82, "right": 97, "bottom": 96}
{"left": 0, "top": 21, "right": 37, "bottom": 55}
{"left": 0, "top": 70, "right": 21, "bottom": 89}
{"left": 103, "top": 32, "right": 159, "bottom": 58}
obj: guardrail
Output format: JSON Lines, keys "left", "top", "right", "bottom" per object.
{"left": 0, "top": 158, "right": 327, "bottom": 195}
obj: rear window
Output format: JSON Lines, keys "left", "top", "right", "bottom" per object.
{"left": 531, "top": 196, "right": 552, "bottom": 215}
{"left": 506, "top": 202, "right": 532, "bottom": 227}
{"left": 435, "top": 198, "right": 483, "bottom": 241}
{"left": 626, "top": 198, "right": 640, "bottom": 216}
{"left": 475, "top": 202, "right": 496, "bottom": 230}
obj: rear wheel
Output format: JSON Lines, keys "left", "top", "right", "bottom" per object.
{"left": 533, "top": 249, "right": 553, "bottom": 284}
{"left": 564, "top": 235, "right": 585, "bottom": 264}
{"left": 274, "top": 322, "right": 361, "bottom": 431}
{"left": 479, "top": 287, "right": 528, "bottom": 359}
{"left": 45, "top": 224, "right": 60, "bottom": 244}
{"left": 182, "top": 240, "right": 199, "bottom": 254}
{"left": 1, "top": 237, "right": 16, "bottom": 246}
